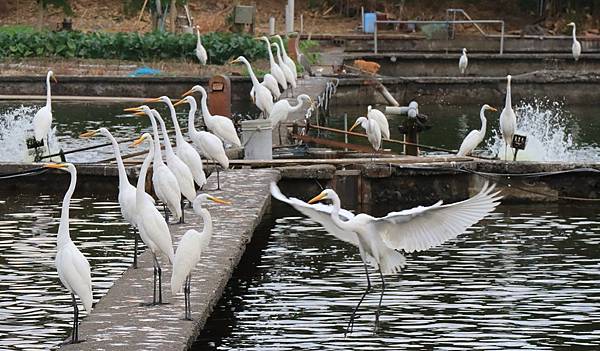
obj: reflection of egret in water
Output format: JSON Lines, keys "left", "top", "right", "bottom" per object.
{"left": 0, "top": 105, "right": 60, "bottom": 162}
{"left": 487, "top": 99, "right": 600, "bottom": 162}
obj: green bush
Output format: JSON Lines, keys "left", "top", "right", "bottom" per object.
{"left": 0, "top": 30, "right": 267, "bottom": 65}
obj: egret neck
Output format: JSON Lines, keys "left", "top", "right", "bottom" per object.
{"left": 153, "top": 112, "right": 176, "bottom": 156}
{"left": 136, "top": 138, "right": 154, "bottom": 204}
{"left": 164, "top": 99, "right": 185, "bottom": 146}
{"left": 45, "top": 72, "right": 53, "bottom": 109}
{"left": 103, "top": 130, "right": 129, "bottom": 192}
{"left": 479, "top": 107, "right": 487, "bottom": 136}
{"left": 186, "top": 98, "right": 198, "bottom": 134}
{"left": 57, "top": 166, "right": 76, "bottom": 249}
{"left": 505, "top": 76, "right": 512, "bottom": 109}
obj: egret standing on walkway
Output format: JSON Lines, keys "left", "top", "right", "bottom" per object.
{"left": 459, "top": 48, "right": 468, "bottom": 75}
{"left": 32, "top": 70, "right": 57, "bottom": 143}
{"left": 171, "top": 194, "right": 230, "bottom": 320}
{"left": 257, "top": 36, "right": 287, "bottom": 90}
{"left": 130, "top": 133, "right": 175, "bottom": 305}
{"left": 457, "top": 104, "right": 497, "bottom": 156}
{"left": 271, "top": 181, "right": 501, "bottom": 334}
{"left": 499, "top": 75, "right": 517, "bottom": 160}
{"left": 272, "top": 42, "right": 296, "bottom": 96}
{"left": 44, "top": 163, "right": 92, "bottom": 344}
{"left": 567, "top": 22, "right": 581, "bottom": 62}
{"left": 273, "top": 34, "right": 298, "bottom": 78}
{"left": 231, "top": 56, "right": 274, "bottom": 117}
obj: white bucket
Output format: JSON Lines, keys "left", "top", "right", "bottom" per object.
{"left": 241, "top": 119, "right": 272, "bottom": 160}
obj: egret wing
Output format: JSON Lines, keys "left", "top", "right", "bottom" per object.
{"left": 371, "top": 182, "right": 502, "bottom": 252}
{"left": 270, "top": 182, "right": 359, "bottom": 246}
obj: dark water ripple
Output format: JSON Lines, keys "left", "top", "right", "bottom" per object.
{"left": 197, "top": 204, "right": 600, "bottom": 350}
{"left": 0, "top": 193, "right": 139, "bottom": 350}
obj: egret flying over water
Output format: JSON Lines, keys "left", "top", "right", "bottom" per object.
{"left": 171, "top": 194, "right": 230, "bottom": 320}
{"left": 270, "top": 94, "right": 312, "bottom": 144}
{"left": 125, "top": 106, "right": 182, "bottom": 223}
{"left": 147, "top": 96, "right": 207, "bottom": 189}
{"left": 271, "top": 42, "right": 296, "bottom": 96}
{"left": 174, "top": 96, "right": 229, "bottom": 190}
{"left": 79, "top": 128, "right": 155, "bottom": 268}
{"left": 195, "top": 27, "right": 208, "bottom": 65}
{"left": 350, "top": 116, "right": 382, "bottom": 151}
{"left": 231, "top": 56, "right": 274, "bottom": 117}
{"left": 32, "top": 70, "right": 57, "bottom": 143}
{"left": 567, "top": 22, "right": 581, "bottom": 62}
{"left": 182, "top": 85, "right": 242, "bottom": 147}
{"left": 44, "top": 163, "right": 92, "bottom": 344}
{"left": 273, "top": 34, "right": 298, "bottom": 78}
{"left": 271, "top": 181, "right": 501, "bottom": 334}
{"left": 457, "top": 104, "right": 497, "bottom": 156}
{"left": 257, "top": 36, "right": 287, "bottom": 90}
{"left": 499, "top": 75, "right": 517, "bottom": 160}
{"left": 130, "top": 133, "right": 175, "bottom": 305}
{"left": 459, "top": 48, "right": 468, "bottom": 75}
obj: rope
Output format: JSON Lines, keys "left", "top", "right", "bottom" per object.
{"left": 0, "top": 167, "right": 48, "bottom": 180}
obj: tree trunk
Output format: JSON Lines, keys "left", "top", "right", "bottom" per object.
{"left": 169, "top": 0, "right": 177, "bottom": 32}
{"left": 37, "top": 0, "right": 44, "bottom": 30}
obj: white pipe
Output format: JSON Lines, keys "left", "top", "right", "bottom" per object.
{"left": 269, "top": 17, "right": 275, "bottom": 35}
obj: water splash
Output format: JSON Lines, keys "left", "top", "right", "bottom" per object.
{"left": 0, "top": 105, "right": 60, "bottom": 162}
{"left": 486, "top": 99, "right": 600, "bottom": 162}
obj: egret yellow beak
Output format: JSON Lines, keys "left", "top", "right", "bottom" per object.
{"left": 124, "top": 107, "right": 142, "bottom": 112}
{"left": 52, "top": 75, "right": 58, "bottom": 83}
{"left": 173, "top": 99, "right": 186, "bottom": 107}
{"left": 229, "top": 58, "right": 239, "bottom": 64}
{"left": 144, "top": 97, "right": 162, "bottom": 103}
{"left": 308, "top": 191, "right": 327, "bottom": 204}
{"left": 182, "top": 88, "right": 195, "bottom": 97}
{"left": 44, "top": 163, "right": 67, "bottom": 169}
{"left": 132, "top": 111, "right": 146, "bottom": 116}
{"left": 348, "top": 121, "right": 360, "bottom": 133}
{"left": 129, "top": 135, "right": 146, "bottom": 147}
{"left": 79, "top": 130, "right": 98, "bottom": 138}
{"left": 489, "top": 107, "right": 498, "bottom": 112}
{"left": 208, "top": 196, "right": 232, "bottom": 205}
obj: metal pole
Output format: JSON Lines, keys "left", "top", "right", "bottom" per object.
{"left": 374, "top": 21, "right": 378, "bottom": 54}
{"left": 500, "top": 21, "right": 505, "bottom": 54}
{"left": 344, "top": 113, "right": 348, "bottom": 152}
{"left": 361, "top": 6, "right": 364, "bottom": 32}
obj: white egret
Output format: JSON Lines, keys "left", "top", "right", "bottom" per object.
{"left": 567, "top": 22, "right": 581, "bottom": 61}
{"left": 194, "top": 27, "right": 208, "bottom": 65}
{"left": 182, "top": 85, "right": 242, "bottom": 147}
{"left": 273, "top": 34, "right": 298, "bottom": 78}
{"left": 250, "top": 73, "right": 281, "bottom": 101}
{"left": 149, "top": 110, "right": 197, "bottom": 220}
{"left": 271, "top": 181, "right": 501, "bottom": 334}
{"left": 231, "top": 56, "right": 274, "bottom": 117}
{"left": 32, "top": 70, "right": 57, "bottom": 142}
{"left": 457, "top": 104, "right": 497, "bottom": 156}
{"left": 130, "top": 133, "right": 175, "bottom": 305}
{"left": 44, "top": 163, "right": 92, "bottom": 344}
{"left": 79, "top": 128, "right": 154, "bottom": 268}
{"left": 174, "top": 96, "right": 229, "bottom": 190}
{"left": 271, "top": 42, "right": 296, "bottom": 96}
{"left": 349, "top": 116, "right": 382, "bottom": 151}
{"left": 148, "top": 96, "right": 207, "bottom": 189}
{"left": 124, "top": 105, "right": 182, "bottom": 223}
{"left": 367, "top": 105, "right": 390, "bottom": 140}
{"left": 171, "top": 194, "right": 230, "bottom": 320}
{"left": 270, "top": 94, "right": 312, "bottom": 144}
{"left": 499, "top": 75, "right": 517, "bottom": 160}
{"left": 459, "top": 48, "right": 468, "bottom": 75}
{"left": 257, "top": 36, "right": 287, "bottom": 90}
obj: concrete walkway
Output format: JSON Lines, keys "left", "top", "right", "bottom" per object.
{"left": 61, "top": 168, "right": 280, "bottom": 351}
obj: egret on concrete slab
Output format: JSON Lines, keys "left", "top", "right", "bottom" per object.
{"left": 273, "top": 34, "right": 298, "bottom": 78}
{"left": 272, "top": 42, "right": 296, "bottom": 96}
{"left": 171, "top": 194, "right": 230, "bottom": 320}
{"left": 567, "top": 22, "right": 581, "bottom": 61}
{"left": 271, "top": 181, "right": 501, "bottom": 335}
{"left": 459, "top": 48, "right": 468, "bottom": 75}
{"left": 257, "top": 36, "right": 287, "bottom": 90}
{"left": 44, "top": 163, "right": 92, "bottom": 344}
{"left": 231, "top": 56, "right": 274, "bottom": 117}
{"left": 32, "top": 70, "right": 57, "bottom": 143}
{"left": 457, "top": 104, "right": 497, "bottom": 156}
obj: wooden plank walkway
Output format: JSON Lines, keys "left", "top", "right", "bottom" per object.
{"left": 61, "top": 168, "right": 280, "bottom": 351}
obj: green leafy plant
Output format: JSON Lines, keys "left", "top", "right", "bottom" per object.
{"left": 0, "top": 31, "right": 267, "bottom": 64}
{"left": 300, "top": 39, "right": 320, "bottom": 65}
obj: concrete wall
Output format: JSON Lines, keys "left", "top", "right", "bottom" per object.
{"left": 333, "top": 74, "right": 600, "bottom": 105}
{"left": 343, "top": 53, "right": 600, "bottom": 77}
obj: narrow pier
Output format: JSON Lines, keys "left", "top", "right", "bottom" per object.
{"left": 61, "top": 168, "right": 280, "bottom": 350}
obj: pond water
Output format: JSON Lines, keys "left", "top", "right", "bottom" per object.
{"left": 0, "top": 191, "right": 137, "bottom": 350}
{"left": 196, "top": 202, "right": 600, "bottom": 350}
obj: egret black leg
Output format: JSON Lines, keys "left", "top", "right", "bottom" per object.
{"left": 185, "top": 275, "right": 193, "bottom": 320}
{"left": 72, "top": 293, "right": 77, "bottom": 343}
{"left": 346, "top": 261, "right": 372, "bottom": 337}
{"left": 156, "top": 259, "right": 165, "bottom": 304}
{"left": 152, "top": 257, "right": 157, "bottom": 305}
{"left": 278, "top": 124, "right": 283, "bottom": 145}
{"left": 133, "top": 228, "right": 139, "bottom": 269}
{"left": 163, "top": 204, "right": 170, "bottom": 223}
{"left": 178, "top": 198, "right": 185, "bottom": 224}
{"left": 216, "top": 166, "right": 221, "bottom": 191}
{"left": 374, "top": 269, "right": 386, "bottom": 333}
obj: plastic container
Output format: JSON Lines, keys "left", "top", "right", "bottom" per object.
{"left": 241, "top": 119, "right": 272, "bottom": 160}
{"left": 364, "top": 12, "right": 376, "bottom": 33}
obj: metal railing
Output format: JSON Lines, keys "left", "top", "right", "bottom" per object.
{"left": 373, "top": 19, "right": 505, "bottom": 54}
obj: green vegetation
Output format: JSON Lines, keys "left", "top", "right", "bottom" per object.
{"left": 0, "top": 30, "right": 267, "bottom": 65}
{"left": 299, "top": 39, "right": 320, "bottom": 65}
